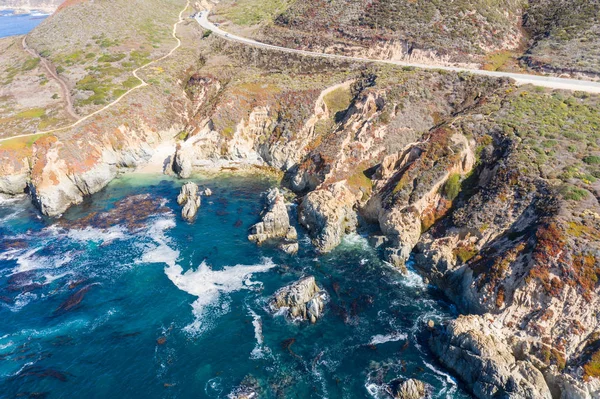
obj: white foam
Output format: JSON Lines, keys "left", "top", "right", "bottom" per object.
{"left": 0, "top": 340, "right": 14, "bottom": 351}
{"left": 13, "top": 247, "right": 73, "bottom": 273}
{"left": 340, "top": 233, "right": 370, "bottom": 250}
{"left": 165, "top": 258, "right": 276, "bottom": 335}
{"left": 423, "top": 360, "right": 458, "bottom": 397}
{"left": 249, "top": 308, "right": 263, "bottom": 345}
{"left": 137, "top": 217, "right": 179, "bottom": 267}
{"left": 0, "top": 194, "right": 26, "bottom": 206}
{"left": 1, "top": 292, "right": 37, "bottom": 313}
{"left": 65, "top": 226, "right": 127, "bottom": 244}
{"left": 365, "top": 382, "right": 389, "bottom": 399}
{"left": 249, "top": 307, "right": 270, "bottom": 359}
{"left": 402, "top": 269, "right": 426, "bottom": 289}
{"left": 368, "top": 331, "right": 408, "bottom": 345}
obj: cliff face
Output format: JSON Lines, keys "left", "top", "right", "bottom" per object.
{"left": 167, "top": 55, "right": 600, "bottom": 396}
{"left": 2, "top": 0, "right": 600, "bottom": 396}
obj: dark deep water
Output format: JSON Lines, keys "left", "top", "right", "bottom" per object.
{"left": 0, "top": 10, "right": 49, "bottom": 38}
{"left": 0, "top": 174, "right": 471, "bottom": 398}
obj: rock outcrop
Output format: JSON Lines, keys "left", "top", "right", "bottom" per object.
{"left": 429, "top": 315, "right": 552, "bottom": 399}
{"left": 177, "top": 182, "right": 201, "bottom": 222}
{"left": 248, "top": 188, "right": 298, "bottom": 254}
{"left": 298, "top": 183, "right": 358, "bottom": 253}
{"left": 387, "top": 378, "right": 429, "bottom": 399}
{"left": 270, "top": 276, "right": 326, "bottom": 323}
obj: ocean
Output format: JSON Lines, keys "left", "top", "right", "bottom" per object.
{"left": 0, "top": 174, "right": 472, "bottom": 398}
{"left": 0, "top": 9, "right": 49, "bottom": 38}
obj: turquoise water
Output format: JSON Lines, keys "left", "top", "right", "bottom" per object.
{"left": 0, "top": 174, "right": 471, "bottom": 398}
{"left": 0, "top": 10, "right": 49, "bottom": 38}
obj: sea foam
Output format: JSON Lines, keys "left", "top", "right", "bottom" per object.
{"left": 164, "top": 258, "right": 276, "bottom": 335}
{"left": 368, "top": 331, "right": 408, "bottom": 345}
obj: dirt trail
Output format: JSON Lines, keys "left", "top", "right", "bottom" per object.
{"left": 0, "top": 0, "right": 190, "bottom": 143}
{"left": 22, "top": 35, "right": 79, "bottom": 120}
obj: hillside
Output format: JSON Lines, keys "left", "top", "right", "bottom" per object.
{"left": 524, "top": 0, "right": 600, "bottom": 76}
{"left": 213, "top": 0, "right": 600, "bottom": 77}
{"left": 1, "top": 0, "right": 600, "bottom": 397}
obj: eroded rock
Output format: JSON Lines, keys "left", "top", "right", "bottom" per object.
{"left": 388, "top": 378, "right": 429, "bottom": 399}
{"left": 270, "top": 276, "right": 326, "bottom": 323}
{"left": 249, "top": 188, "right": 298, "bottom": 254}
{"left": 429, "top": 315, "right": 552, "bottom": 399}
{"left": 298, "top": 183, "right": 358, "bottom": 253}
{"left": 177, "top": 182, "right": 201, "bottom": 222}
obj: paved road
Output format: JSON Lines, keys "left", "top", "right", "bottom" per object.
{"left": 0, "top": 1, "right": 190, "bottom": 143}
{"left": 196, "top": 11, "right": 600, "bottom": 94}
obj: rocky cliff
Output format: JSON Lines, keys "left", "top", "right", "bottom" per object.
{"left": 1, "top": 1, "right": 600, "bottom": 396}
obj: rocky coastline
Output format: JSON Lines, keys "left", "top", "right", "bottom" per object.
{"left": 1, "top": 4, "right": 600, "bottom": 396}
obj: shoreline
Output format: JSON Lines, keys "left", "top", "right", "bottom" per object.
{"left": 0, "top": 7, "right": 55, "bottom": 15}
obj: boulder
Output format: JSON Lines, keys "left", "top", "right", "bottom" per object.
{"left": 228, "top": 375, "right": 260, "bottom": 399}
{"left": 278, "top": 242, "right": 299, "bottom": 255}
{"left": 249, "top": 188, "right": 298, "bottom": 253}
{"left": 298, "top": 183, "right": 358, "bottom": 253}
{"left": 270, "top": 276, "right": 326, "bottom": 323}
{"left": 429, "top": 315, "right": 552, "bottom": 399}
{"left": 388, "top": 378, "right": 429, "bottom": 399}
{"left": 177, "top": 182, "right": 201, "bottom": 222}
{"left": 202, "top": 187, "right": 212, "bottom": 196}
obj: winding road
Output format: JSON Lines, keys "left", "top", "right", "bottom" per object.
{"left": 0, "top": 0, "right": 190, "bottom": 143}
{"left": 195, "top": 11, "right": 600, "bottom": 94}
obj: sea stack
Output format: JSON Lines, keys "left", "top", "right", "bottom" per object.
{"left": 269, "top": 276, "right": 326, "bottom": 324}
{"left": 177, "top": 182, "right": 201, "bottom": 222}
{"left": 248, "top": 188, "right": 298, "bottom": 254}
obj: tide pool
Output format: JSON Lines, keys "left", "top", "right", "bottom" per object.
{"left": 0, "top": 174, "right": 471, "bottom": 398}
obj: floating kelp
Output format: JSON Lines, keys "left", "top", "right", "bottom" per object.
{"left": 54, "top": 283, "right": 99, "bottom": 315}
{"left": 57, "top": 194, "right": 170, "bottom": 231}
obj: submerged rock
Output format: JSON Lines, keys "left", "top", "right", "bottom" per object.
{"left": 270, "top": 276, "right": 326, "bottom": 323}
{"left": 429, "top": 315, "right": 552, "bottom": 399}
{"left": 388, "top": 378, "right": 429, "bottom": 399}
{"left": 177, "top": 182, "right": 201, "bottom": 222}
{"left": 248, "top": 188, "right": 298, "bottom": 254}
{"left": 57, "top": 194, "right": 170, "bottom": 231}
{"left": 228, "top": 375, "right": 260, "bottom": 399}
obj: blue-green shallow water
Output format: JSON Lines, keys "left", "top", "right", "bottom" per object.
{"left": 0, "top": 174, "right": 471, "bottom": 398}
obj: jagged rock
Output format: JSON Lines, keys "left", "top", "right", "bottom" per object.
{"left": 429, "top": 315, "right": 552, "bottom": 399}
{"left": 177, "top": 182, "right": 201, "bottom": 222}
{"left": 298, "top": 183, "right": 358, "bottom": 253}
{"left": 249, "top": 188, "right": 298, "bottom": 253}
{"left": 368, "top": 235, "right": 388, "bottom": 248}
{"left": 388, "top": 378, "right": 429, "bottom": 399}
{"left": 270, "top": 276, "right": 326, "bottom": 323}
{"left": 228, "top": 375, "right": 260, "bottom": 399}
{"left": 202, "top": 187, "right": 212, "bottom": 196}
{"left": 278, "top": 242, "right": 299, "bottom": 255}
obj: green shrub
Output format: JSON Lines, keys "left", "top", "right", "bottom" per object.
{"left": 22, "top": 58, "right": 40, "bottom": 71}
{"left": 98, "top": 53, "right": 126, "bottom": 63}
{"left": 584, "top": 156, "right": 600, "bottom": 165}
{"left": 560, "top": 185, "right": 588, "bottom": 201}
{"left": 442, "top": 173, "right": 461, "bottom": 200}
